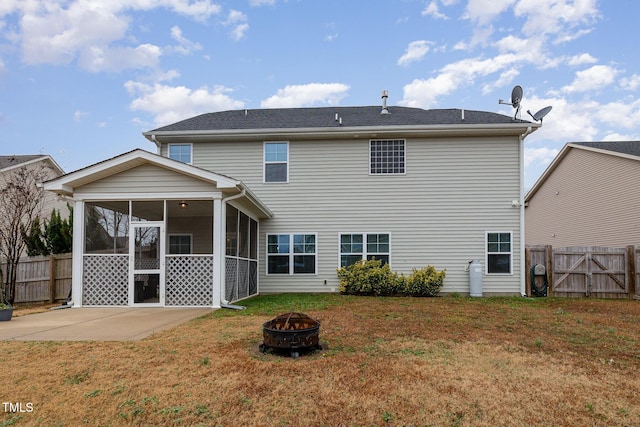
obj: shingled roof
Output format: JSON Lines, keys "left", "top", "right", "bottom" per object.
{"left": 148, "top": 106, "right": 530, "bottom": 133}
{"left": 571, "top": 141, "right": 640, "bottom": 158}
{"left": 0, "top": 155, "right": 47, "bottom": 171}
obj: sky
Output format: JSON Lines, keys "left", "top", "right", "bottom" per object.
{"left": 1, "top": 0, "right": 638, "bottom": 189}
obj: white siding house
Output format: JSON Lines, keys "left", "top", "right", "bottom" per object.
{"left": 44, "top": 103, "right": 539, "bottom": 308}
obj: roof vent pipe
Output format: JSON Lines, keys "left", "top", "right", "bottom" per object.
{"left": 381, "top": 90, "right": 390, "bottom": 114}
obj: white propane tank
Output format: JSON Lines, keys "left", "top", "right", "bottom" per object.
{"left": 469, "top": 260, "right": 483, "bottom": 297}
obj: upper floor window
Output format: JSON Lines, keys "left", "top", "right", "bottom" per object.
{"left": 168, "top": 144, "right": 192, "bottom": 164}
{"left": 370, "top": 140, "right": 405, "bottom": 174}
{"left": 486, "top": 232, "right": 512, "bottom": 274}
{"left": 264, "top": 142, "right": 288, "bottom": 183}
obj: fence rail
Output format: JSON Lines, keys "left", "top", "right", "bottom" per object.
{"left": 526, "top": 245, "right": 639, "bottom": 299}
{"left": 2, "top": 254, "right": 72, "bottom": 304}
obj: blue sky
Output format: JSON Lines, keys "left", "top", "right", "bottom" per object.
{"left": 1, "top": 0, "right": 637, "bottom": 189}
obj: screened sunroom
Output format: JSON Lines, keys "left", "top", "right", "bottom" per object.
{"left": 42, "top": 150, "right": 272, "bottom": 308}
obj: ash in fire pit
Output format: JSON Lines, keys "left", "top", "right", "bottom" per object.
{"left": 260, "top": 312, "right": 321, "bottom": 358}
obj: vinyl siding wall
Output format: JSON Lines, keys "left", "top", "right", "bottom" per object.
{"left": 188, "top": 136, "right": 522, "bottom": 295}
{"left": 77, "top": 164, "right": 216, "bottom": 194}
{"left": 526, "top": 148, "right": 640, "bottom": 247}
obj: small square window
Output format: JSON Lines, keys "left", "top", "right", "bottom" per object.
{"left": 169, "top": 235, "right": 191, "bottom": 254}
{"left": 370, "top": 140, "right": 405, "bottom": 174}
{"left": 168, "top": 144, "right": 192, "bottom": 164}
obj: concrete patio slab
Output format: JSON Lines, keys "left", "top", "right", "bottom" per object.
{"left": 0, "top": 307, "right": 213, "bottom": 341}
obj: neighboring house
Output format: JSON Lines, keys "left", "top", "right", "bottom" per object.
{"left": 0, "top": 155, "right": 69, "bottom": 254}
{"left": 43, "top": 99, "right": 540, "bottom": 308}
{"left": 525, "top": 141, "right": 640, "bottom": 247}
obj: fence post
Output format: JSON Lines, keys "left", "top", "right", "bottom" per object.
{"left": 49, "top": 255, "right": 55, "bottom": 304}
{"left": 627, "top": 245, "right": 636, "bottom": 300}
{"left": 546, "top": 245, "right": 553, "bottom": 297}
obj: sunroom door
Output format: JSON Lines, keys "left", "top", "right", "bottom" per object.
{"left": 130, "top": 223, "right": 165, "bottom": 306}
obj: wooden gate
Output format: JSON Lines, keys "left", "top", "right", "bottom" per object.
{"left": 553, "top": 247, "right": 627, "bottom": 298}
{"left": 526, "top": 245, "right": 638, "bottom": 299}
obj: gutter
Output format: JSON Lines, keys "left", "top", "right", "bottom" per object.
{"left": 144, "top": 123, "right": 539, "bottom": 143}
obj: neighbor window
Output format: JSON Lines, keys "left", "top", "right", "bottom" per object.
{"left": 264, "top": 142, "right": 288, "bottom": 182}
{"left": 370, "top": 140, "right": 405, "bottom": 174}
{"left": 340, "top": 233, "right": 390, "bottom": 267}
{"left": 168, "top": 235, "right": 192, "bottom": 255}
{"left": 168, "top": 144, "right": 192, "bottom": 164}
{"left": 486, "top": 232, "right": 512, "bottom": 274}
{"left": 267, "top": 233, "right": 316, "bottom": 274}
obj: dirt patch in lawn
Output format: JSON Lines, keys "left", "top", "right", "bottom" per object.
{"left": 2, "top": 294, "right": 639, "bottom": 426}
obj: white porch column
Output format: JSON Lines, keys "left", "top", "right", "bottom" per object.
{"left": 212, "top": 198, "right": 224, "bottom": 308}
{"left": 71, "top": 200, "right": 84, "bottom": 307}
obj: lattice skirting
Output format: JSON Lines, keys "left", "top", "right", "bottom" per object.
{"left": 166, "top": 256, "right": 214, "bottom": 306}
{"left": 83, "top": 255, "right": 129, "bottom": 306}
{"left": 225, "top": 257, "right": 258, "bottom": 302}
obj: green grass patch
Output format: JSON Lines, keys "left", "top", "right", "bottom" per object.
{"left": 213, "top": 293, "right": 346, "bottom": 317}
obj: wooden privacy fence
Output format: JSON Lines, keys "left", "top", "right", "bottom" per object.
{"left": 526, "top": 245, "right": 639, "bottom": 299}
{"left": 2, "top": 254, "right": 72, "bottom": 304}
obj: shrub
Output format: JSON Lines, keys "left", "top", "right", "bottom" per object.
{"left": 337, "top": 259, "right": 403, "bottom": 296}
{"left": 337, "top": 260, "right": 445, "bottom": 297}
{"left": 403, "top": 265, "right": 446, "bottom": 297}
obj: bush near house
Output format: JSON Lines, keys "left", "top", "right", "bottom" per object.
{"left": 337, "top": 259, "right": 446, "bottom": 297}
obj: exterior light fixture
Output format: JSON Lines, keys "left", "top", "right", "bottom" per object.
{"left": 179, "top": 201, "right": 188, "bottom": 209}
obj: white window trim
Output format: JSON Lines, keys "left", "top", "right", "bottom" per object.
{"left": 485, "top": 231, "right": 513, "bottom": 275}
{"left": 168, "top": 143, "right": 193, "bottom": 165}
{"left": 263, "top": 141, "right": 289, "bottom": 183}
{"left": 338, "top": 232, "right": 392, "bottom": 268}
{"left": 167, "top": 233, "right": 193, "bottom": 255}
{"left": 369, "top": 139, "right": 406, "bottom": 175}
{"left": 266, "top": 232, "right": 317, "bottom": 275}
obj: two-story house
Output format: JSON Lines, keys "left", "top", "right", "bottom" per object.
{"left": 43, "top": 99, "right": 539, "bottom": 307}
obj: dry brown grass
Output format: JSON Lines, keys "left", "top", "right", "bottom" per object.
{"left": 2, "top": 294, "right": 639, "bottom": 426}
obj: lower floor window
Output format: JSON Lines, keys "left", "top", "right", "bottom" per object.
{"left": 267, "top": 234, "right": 316, "bottom": 274}
{"left": 340, "top": 233, "right": 390, "bottom": 267}
{"left": 168, "top": 235, "right": 192, "bottom": 254}
{"left": 486, "top": 232, "right": 512, "bottom": 274}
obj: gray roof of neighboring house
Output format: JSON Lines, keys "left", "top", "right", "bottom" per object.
{"left": 149, "top": 106, "right": 530, "bottom": 132}
{"left": 0, "top": 155, "right": 47, "bottom": 170}
{"left": 571, "top": 141, "right": 640, "bottom": 158}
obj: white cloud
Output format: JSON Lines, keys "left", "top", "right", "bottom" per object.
{"left": 224, "top": 9, "right": 249, "bottom": 41}
{"left": 260, "top": 83, "right": 350, "bottom": 108}
{"left": 73, "top": 110, "right": 89, "bottom": 122}
{"left": 397, "top": 40, "right": 432, "bottom": 66}
{"left": 620, "top": 74, "right": 640, "bottom": 91}
{"left": 567, "top": 53, "right": 597, "bottom": 66}
{"left": 464, "top": 0, "right": 515, "bottom": 25}
{"left": 524, "top": 146, "right": 559, "bottom": 167}
{"left": 125, "top": 80, "right": 244, "bottom": 126}
{"left": 514, "top": 0, "right": 599, "bottom": 38}
{"left": 79, "top": 43, "right": 162, "bottom": 72}
{"left": 9, "top": 0, "right": 221, "bottom": 71}
{"left": 422, "top": 1, "right": 448, "bottom": 19}
{"left": 560, "top": 65, "right": 618, "bottom": 94}
{"left": 249, "top": 0, "right": 275, "bottom": 6}
{"left": 169, "top": 26, "right": 202, "bottom": 55}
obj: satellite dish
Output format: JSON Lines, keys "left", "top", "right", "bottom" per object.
{"left": 527, "top": 106, "right": 552, "bottom": 123}
{"left": 499, "top": 85, "right": 523, "bottom": 119}
{"left": 511, "top": 85, "right": 523, "bottom": 109}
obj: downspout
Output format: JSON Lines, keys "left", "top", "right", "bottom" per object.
{"left": 220, "top": 190, "right": 248, "bottom": 310}
{"left": 151, "top": 134, "right": 161, "bottom": 155}
{"left": 519, "top": 126, "right": 533, "bottom": 296}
